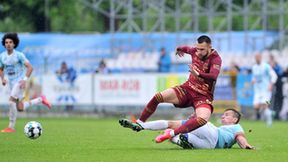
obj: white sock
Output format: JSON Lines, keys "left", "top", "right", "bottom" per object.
{"left": 264, "top": 108, "right": 273, "bottom": 127}
{"left": 8, "top": 101, "right": 17, "bottom": 129}
{"left": 136, "top": 119, "right": 144, "bottom": 123}
{"left": 136, "top": 119, "right": 168, "bottom": 130}
{"left": 170, "top": 130, "right": 175, "bottom": 137}
{"left": 23, "top": 97, "right": 42, "bottom": 110}
{"left": 170, "top": 135, "right": 180, "bottom": 145}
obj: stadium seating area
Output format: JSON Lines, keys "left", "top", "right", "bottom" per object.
{"left": 102, "top": 48, "right": 288, "bottom": 74}
{"left": 105, "top": 52, "right": 160, "bottom": 73}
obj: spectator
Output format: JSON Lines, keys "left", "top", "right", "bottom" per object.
{"left": 56, "top": 61, "right": 77, "bottom": 84}
{"left": 279, "top": 67, "right": 288, "bottom": 120}
{"left": 268, "top": 54, "right": 284, "bottom": 119}
{"left": 227, "top": 62, "right": 241, "bottom": 100}
{"left": 95, "top": 59, "right": 110, "bottom": 74}
{"left": 269, "top": 54, "right": 283, "bottom": 76}
{"left": 56, "top": 61, "right": 77, "bottom": 111}
{"left": 158, "top": 47, "right": 171, "bottom": 73}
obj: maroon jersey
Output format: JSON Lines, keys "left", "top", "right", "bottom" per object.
{"left": 177, "top": 46, "right": 222, "bottom": 100}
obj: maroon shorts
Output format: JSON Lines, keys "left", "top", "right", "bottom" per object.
{"left": 172, "top": 85, "right": 214, "bottom": 113}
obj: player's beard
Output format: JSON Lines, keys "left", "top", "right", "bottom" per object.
{"left": 198, "top": 52, "right": 209, "bottom": 60}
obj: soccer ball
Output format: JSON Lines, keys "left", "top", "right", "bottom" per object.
{"left": 24, "top": 121, "right": 43, "bottom": 139}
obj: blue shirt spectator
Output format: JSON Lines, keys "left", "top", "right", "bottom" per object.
{"left": 158, "top": 47, "right": 171, "bottom": 73}
{"left": 269, "top": 54, "right": 283, "bottom": 76}
{"left": 95, "top": 59, "right": 110, "bottom": 74}
{"left": 56, "top": 61, "right": 77, "bottom": 84}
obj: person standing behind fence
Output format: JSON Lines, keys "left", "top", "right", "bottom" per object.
{"left": 226, "top": 62, "right": 241, "bottom": 100}
{"left": 279, "top": 67, "right": 288, "bottom": 120}
{"left": 56, "top": 61, "right": 77, "bottom": 111}
{"left": 268, "top": 54, "right": 284, "bottom": 119}
{"left": 95, "top": 59, "right": 110, "bottom": 74}
{"left": 158, "top": 47, "right": 171, "bottom": 73}
{"left": 56, "top": 61, "right": 77, "bottom": 85}
{"left": 251, "top": 53, "right": 277, "bottom": 127}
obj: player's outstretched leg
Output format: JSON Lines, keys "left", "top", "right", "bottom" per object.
{"left": 179, "top": 134, "right": 194, "bottom": 149}
{"left": 22, "top": 95, "right": 52, "bottom": 110}
{"left": 119, "top": 119, "right": 144, "bottom": 132}
{"left": 41, "top": 95, "right": 52, "bottom": 109}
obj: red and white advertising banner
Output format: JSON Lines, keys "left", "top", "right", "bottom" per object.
{"left": 94, "top": 74, "right": 156, "bottom": 105}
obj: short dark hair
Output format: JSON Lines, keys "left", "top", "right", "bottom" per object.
{"left": 2, "top": 33, "right": 20, "bottom": 48}
{"left": 225, "top": 108, "right": 241, "bottom": 124}
{"left": 197, "top": 35, "right": 211, "bottom": 44}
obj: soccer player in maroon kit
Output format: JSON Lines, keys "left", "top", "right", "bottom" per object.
{"left": 119, "top": 35, "right": 222, "bottom": 143}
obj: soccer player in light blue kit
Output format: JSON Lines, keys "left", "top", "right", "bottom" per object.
{"left": 251, "top": 53, "right": 277, "bottom": 127}
{"left": 174, "top": 108, "right": 253, "bottom": 149}
{"left": 0, "top": 33, "right": 51, "bottom": 133}
{"left": 124, "top": 108, "right": 254, "bottom": 149}
{"left": 214, "top": 109, "right": 249, "bottom": 149}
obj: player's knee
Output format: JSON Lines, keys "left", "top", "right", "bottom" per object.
{"left": 161, "top": 88, "right": 180, "bottom": 103}
{"left": 16, "top": 102, "right": 24, "bottom": 112}
{"left": 196, "top": 117, "right": 207, "bottom": 126}
{"left": 195, "top": 108, "right": 211, "bottom": 121}
{"left": 194, "top": 112, "right": 210, "bottom": 122}
{"left": 254, "top": 104, "right": 260, "bottom": 110}
{"left": 168, "top": 120, "right": 182, "bottom": 129}
{"left": 17, "top": 108, "right": 24, "bottom": 112}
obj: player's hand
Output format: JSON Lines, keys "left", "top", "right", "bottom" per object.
{"left": 19, "top": 80, "right": 26, "bottom": 89}
{"left": 1, "top": 78, "right": 7, "bottom": 86}
{"left": 188, "top": 64, "right": 199, "bottom": 76}
{"left": 176, "top": 51, "right": 184, "bottom": 57}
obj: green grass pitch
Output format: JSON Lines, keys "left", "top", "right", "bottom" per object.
{"left": 0, "top": 117, "right": 287, "bottom": 162}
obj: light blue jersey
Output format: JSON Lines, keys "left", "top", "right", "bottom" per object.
{"left": 215, "top": 124, "right": 244, "bottom": 148}
{"left": 0, "top": 50, "right": 29, "bottom": 87}
{"left": 252, "top": 62, "right": 277, "bottom": 94}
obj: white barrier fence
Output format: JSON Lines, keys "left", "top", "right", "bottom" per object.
{"left": 0, "top": 73, "right": 233, "bottom": 106}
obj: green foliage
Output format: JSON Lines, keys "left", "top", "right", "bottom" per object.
{"left": 0, "top": 17, "right": 33, "bottom": 32}
{"left": 199, "top": 16, "right": 208, "bottom": 32}
{"left": 0, "top": 0, "right": 105, "bottom": 33}
{"left": 0, "top": 0, "right": 45, "bottom": 32}
{"left": 49, "top": 1, "right": 96, "bottom": 33}
{"left": 0, "top": 1, "right": 285, "bottom": 33}
{"left": 232, "top": 16, "right": 244, "bottom": 31}
{"left": 0, "top": 118, "right": 288, "bottom": 162}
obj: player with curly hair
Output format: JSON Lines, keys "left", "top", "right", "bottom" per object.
{"left": 0, "top": 33, "right": 52, "bottom": 133}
